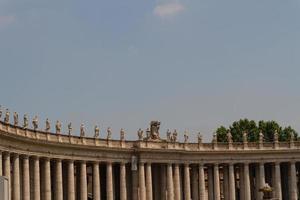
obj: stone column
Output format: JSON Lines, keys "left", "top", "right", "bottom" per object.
{"left": 174, "top": 164, "right": 181, "bottom": 200}
{"left": 33, "top": 157, "right": 40, "bottom": 200}
{"left": 67, "top": 160, "right": 75, "bottom": 200}
{"left": 290, "top": 161, "right": 297, "bottom": 200}
{"left": 3, "top": 153, "right": 11, "bottom": 200}
{"left": 274, "top": 162, "right": 282, "bottom": 200}
{"left": 199, "top": 163, "right": 205, "bottom": 200}
{"left": 120, "top": 162, "right": 127, "bottom": 200}
{"left": 258, "top": 162, "right": 265, "bottom": 200}
{"left": 146, "top": 163, "right": 153, "bottom": 200}
{"left": 229, "top": 163, "right": 236, "bottom": 200}
{"left": 192, "top": 166, "right": 199, "bottom": 200}
{"left": 44, "top": 158, "right": 51, "bottom": 200}
{"left": 139, "top": 162, "right": 146, "bottom": 200}
{"left": 92, "top": 162, "right": 100, "bottom": 200}
{"left": 214, "top": 164, "right": 220, "bottom": 200}
{"left": 12, "top": 154, "right": 20, "bottom": 200}
{"left": 167, "top": 163, "right": 174, "bottom": 200}
{"left": 55, "top": 159, "right": 63, "bottom": 200}
{"left": 244, "top": 163, "right": 251, "bottom": 200}
{"left": 208, "top": 166, "right": 214, "bottom": 200}
{"left": 80, "top": 161, "right": 87, "bottom": 200}
{"left": 223, "top": 165, "right": 229, "bottom": 200}
{"left": 22, "top": 156, "right": 30, "bottom": 200}
{"left": 107, "top": 162, "right": 113, "bottom": 200}
{"left": 184, "top": 163, "right": 191, "bottom": 200}
{"left": 0, "top": 151, "right": 2, "bottom": 176}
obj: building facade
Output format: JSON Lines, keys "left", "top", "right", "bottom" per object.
{"left": 0, "top": 120, "right": 299, "bottom": 200}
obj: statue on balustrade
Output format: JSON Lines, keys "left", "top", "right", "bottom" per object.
{"left": 4, "top": 109, "right": 9, "bottom": 123}
{"left": 45, "top": 118, "right": 50, "bottom": 132}
{"left": 212, "top": 133, "right": 217, "bottom": 143}
{"left": 259, "top": 131, "right": 264, "bottom": 143}
{"left": 147, "top": 121, "right": 161, "bottom": 140}
{"left": 166, "top": 129, "right": 171, "bottom": 141}
{"left": 13, "top": 112, "right": 18, "bottom": 126}
{"left": 243, "top": 132, "right": 248, "bottom": 143}
{"left": 198, "top": 132, "right": 202, "bottom": 144}
{"left": 94, "top": 125, "right": 100, "bottom": 138}
{"left": 107, "top": 127, "right": 112, "bottom": 139}
{"left": 0, "top": 106, "right": 2, "bottom": 119}
{"left": 120, "top": 128, "right": 125, "bottom": 140}
{"left": 32, "top": 116, "right": 38, "bottom": 130}
{"left": 146, "top": 128, "right": 150, "bottom": 138}
{"left": 184, "top": 130, "right": 189, "bottom": 143}
{"left": 80, "top": 124, "right": 85, "bottom": 137}
{"left": 68, "top": 122, "right": 72, "bottom": 135}
{"left": 23, "top": 114, "right": 29, "bottom": 129}
{"left": 227, "top": 131, "right": 232, "bottom": 143}
{"left": 56, "top": 120, "right": 62, "bottom": 134}
{"left": 137, "top": 128, "right": 144, "bottom": 140}
{"left": 290, "top": 131, "right": 294, "bottom": 142}
{"left": 274, "top": 130, "right": 278, "bottom": 142}
{"left": 172, "top": 129, "right": 178, "bottom": 142}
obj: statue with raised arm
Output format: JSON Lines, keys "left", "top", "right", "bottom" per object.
{"left": 184, "top": 130, "right": 189, "bottom": 143}
{"left": 166, "top": 129, "right": 171, "bottom": 141}
{"left": 137, "top": 128, "right": 144, "bottom": 140}
{"left": 13, "top": 112, "right": 18, "bottom": 126}
{"left": 94, "top": 125, "right": 100, "bottom": 138}
{"left": 227, "top": 131, "right": 232, "bottom": 143}
{"left": 120, "top": 128, "right": 125, "bottom": 141}
{"left": 80, "top": 124, "right": 85, "bottom": 137}
{"left": 55, "top": 120, "right": 62, "bottom": 134}
{"left": 23, "top": 114, "right": 29, "bottom": 129}
{"left": 4, "top": 109, "right": 9, "bottom": 123}
{"left": 172, "top": 129, "right": 178, "bottom": 142}
{"left": 198, "top": 132, "right": 203, "bottom": 144}
{"left": 45, "top": 118, "right": 50, "bottom": 132}
{"left": 68, "top": 122, "right": 72, "bottom": 135}
{"left": 32, "top": 116, "right": 38, "bottom": 130}
{"left": 107, "top": 127, "right": 112, "bottom": 140}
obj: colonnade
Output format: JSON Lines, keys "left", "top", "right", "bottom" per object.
{"left": 1, "top": 150, "right": 298, "bottom": 200}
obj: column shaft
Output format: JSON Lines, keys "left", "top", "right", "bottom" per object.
{"left": 33, "top": 157, "right": 40, "bottom": 200}
{"left": 192, "top": 166, "right": 199, "bottom": 200}
{"left": 0, "top": 152, "right": 2, "bottom": 176}
{"left": 22, "top": 156, "right": 30, "bottom": 200}
{"left": 120, "top": 163, "right": 127, "bottom": 200}
{"left": 12, "top": 154, "right": 20, "bottom": 200}
{"left": 184, "top": 163, "right": 191, "bottom": 200}
{"left": 80, "top": 162, "right": 87, "bottom": 200}
{"left": 139, "top": 163, "right": 146, "bottom": 200}
{"left": 167, "top": 164, "right": 174, "bottom": 200}
{"left": 93, "top": 162, "right": 100, "bottom": 200}
{"left": 274, "top": 162, "right": 282, "bottom": 200}
{"left": 199, "top": 164, "right": 205, "bottom": 200}
{"left": 55, "top": 159, "right": 63, "bottom": 200}
{"left": 44, "top": 158, "right": 51, "bottom": 200}
{"left": 174, "top": 164, "right": 181, "bottom": 200}
{"left": 290, "top": 162, "right": 298, "bottom": 200}
{"left": 3, "top": 153, "right": 11, "bottom": 200}
{"left": 214, "top": 164, "right": 220, "bottom": 200}
{"left": 146, "top": 163, "right": 153, "bottom": 200}
{"left": 244, "top": 163, "right": 251, "bottom": 200}
{"left": 67, "top": 160, "right": 75, "bottom": 200}
{"left": 229, "top": 163, "right": 236, "bottom": 200}
{"left": 258, "top": 162, "right": 265, "bottom": 200}
{"left": 208, "top": 166, "right": 214, "bottom": 200}
{"left": 107, "top": 162, "right": 113, "bottom": 200}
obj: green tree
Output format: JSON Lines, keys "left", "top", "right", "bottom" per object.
{"left": 216, "top": 126, "right": 227, "bottom": 142}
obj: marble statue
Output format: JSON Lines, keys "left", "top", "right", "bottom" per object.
{"left": 23, "top": 114, "right": 29, "bottom": 129}
{"left": 172, "top": 129, "right": 178, "bottom": 142}
{"left": 274, "top": 130, "right": 279, "bottom": 142}
{"left": 146, "top": 128, "right": 150, "bottom": 139}
{"left": 243, "top": 132, "right": 248, "bottom": 143}
{"left": 138, "top": 128, "right": 144, "bottom": 140}
{"left": 198, "top": 132, "right": 202, "bottom": 143}
{"left": 227, "top": 131, "right": 232, "bottom": 143}
{"left": 68, "top": 122, "right": 72, "bottom": 135}
{"left": 212, "top": 133, "right": 217, "bottom": 143}
{"left": 4, "top": 109, "right": 9, "bottom": 123}
{"left": 120, "top": 128, "right": 125, "bottom": 140}
{"left": 290, "top": 132, "right": 294, "bottom": 142}
{"left": 259, "top": 131, "right": 264, "bottom": 143}
{"left": 107, "top": 127, "right": 112, "bottom": 140}
{"left": 32, "top": 116, "right": 38, "bottom": 130}
{"left": 149, "top": 121, "right": 160, "bottom": 140}
{"left": 13, "top": 112, "right": 18, "bottom": 126}
{"left": 184, "top": 130, "right": 189, "bottom": 143}
{"left": 166, "top": 129, "right": 171, "bottom": 141}
{"left": 80, "top": 124, "right": 85, "bottom": 137}
{"left": 45, "top": 118, "right": 50, "bottom": 132}
{"left": 0, "top": 106, "right": 2, "bottom": 119}
{"left": 56, "top": 120, "right": 62, "bottom": 134}
{"left": 94, "top": 125, "right": 100, "bottom": 138}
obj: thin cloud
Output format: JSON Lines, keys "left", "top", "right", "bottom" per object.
{"left": 0, "top": 15, "right": 15, "bottom": 28}
{"left": 153, "top": 2, "right": 185, "bottom": 18}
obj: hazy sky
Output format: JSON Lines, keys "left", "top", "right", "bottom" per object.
{"left": 1, "top": 0, "right": 300, "bottom": 141}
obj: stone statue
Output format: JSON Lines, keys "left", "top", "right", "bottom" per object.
{"left": 198, "top": 132, "right": 202, "bottom": 143}
{"left": 23, "top": 114, "right": 29, "bottom": 129}
{"left": 146, "top": 128, "right": 150, "bottom": 138}
{"left": 32, "top": 116, "right": 38, "bottom": 130}
{"left": 137, "top": 128, "right": 144, "bottom": 140}
{"left": 274, "top": 130, "right": 279, "bottom": 142}
{"left": 166, "top": 129, "right": 171, "bottom": 141}
{"left": 259, "top": 131, "right": 264, "bottom": 143}
{"left": 149, "top": 121, "right": 160, "bottom": 140}
{"left": 80, "top": 124, "right": 85, "bottom": 137}
{"left": 94, "top": 125, "right": 100, "bottom": 138}
{"left": 227, "top": 131, "right": 232, "bottom": 143}
{"left": 184, "top": 130, "right": 189, "bottom": 143}
{"left": 243, "top": 132, "right": 247, "bottom": 143}
{"left": 68, "top": 122, "right": 72, "bottom": 135}
{"left": 172, "top": 129, "right": 178, "bottom": 142}
{"left": 212, "top": 133, "right": 217, "bottom": 143}
{"left": 13, "top": 112, "right": 18, "bottom": 126}
{"left": 120, "top": 128, "right": 125, "bottom": 140}
{"left": 0, "top": 105, "right": 2, "bottom": 119}
{"left": 107, "top": 127, "right": 112, "bottom": 140}
{"left": 4, "top": 109, "right": 9, "bottom": 123}
{"left": 45, "top": 118, "right": 50, "bottom": 132}
{"left": 55, "top": 120, "right": 62, "bottom": 134}
{"left": 290, "top": 132, "right": 294, "bottom": 142}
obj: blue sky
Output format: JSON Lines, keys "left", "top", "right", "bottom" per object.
{"left": 0, "top": 0, "right": 300, "bottom": 141}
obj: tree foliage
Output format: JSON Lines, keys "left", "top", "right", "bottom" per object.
{"left": 216, "top": 119, "right": 298, "bottom": 142}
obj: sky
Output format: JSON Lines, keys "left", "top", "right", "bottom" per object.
{"left": 0, "top": 0, "right": 300, "bottom": 141}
